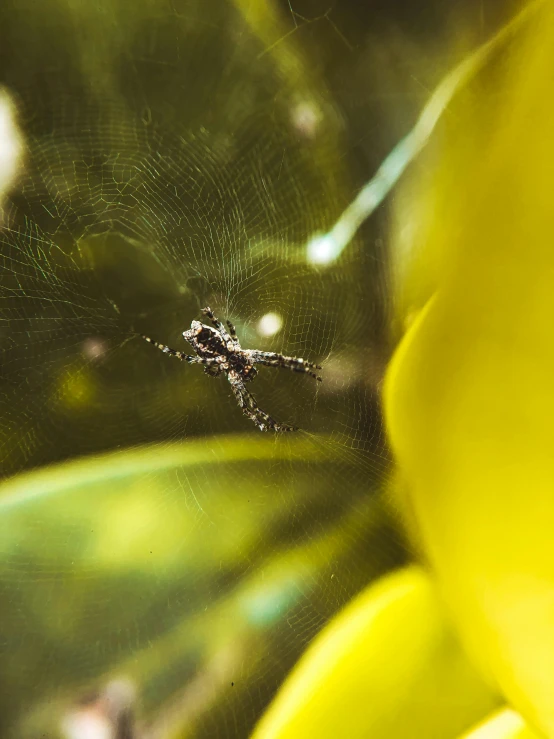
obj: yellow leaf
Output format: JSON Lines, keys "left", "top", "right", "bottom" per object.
{"left": 253, "top": 567, "right": 498, "bottom": 739}
{"left": 460, "top": 709, "right": 540, "bottom": 739}
{"left": 384, "top": 2, "right": 554, "bottom": 734}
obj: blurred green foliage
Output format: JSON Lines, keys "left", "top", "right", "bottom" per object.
{"left": 0, "top": 437, "right": 405, "bottom": 736}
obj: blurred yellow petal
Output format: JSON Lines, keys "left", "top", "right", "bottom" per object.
{"left": 384, "top": 1, "right": 554, "bottom": 734}
{"left": 460, "top": 709, "right": 540, "bottom": 739}
{"left": 253, "top": 566, "right": 498, "bottom": 739}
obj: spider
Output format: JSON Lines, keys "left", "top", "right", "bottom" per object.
{"left": 141, "top": 306, "right": 322, "bottom": 432}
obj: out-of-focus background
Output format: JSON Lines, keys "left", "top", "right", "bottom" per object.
{"left": 0, "top": 1, "right": 519, "bottom": 736}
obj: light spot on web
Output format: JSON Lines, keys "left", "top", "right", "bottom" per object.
{"left": 290, "top": 100, "right": 322, "bottom": 139}
{"left": 62, "top": 710, "right": 112, "bottom": 739}
{"left": 61, "top": 679, "right": 136, "bottom": 739}
{"left": 257, "top": 312, "right": 283, "bottom": 337}
{"left": 306, "top": 232, "right": 340, "bottom": 265}
{"left": 81, "top": 337, "right": 108, "bottom": 360}
{"left": 0, "top": 88, "right": 23, "bottom": 216}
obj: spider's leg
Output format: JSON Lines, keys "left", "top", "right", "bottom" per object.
{"left": 201, "top": 306, "right": 228, "bottom": 336}
{"left": 142, "top": 335, "right": 203, "bottom": 364}
{"left": 226, "top": 320, "right": 240, "bottom": 345}
{"left": 246, "top": 351, "right": 322, "bottom": 382}
{"left": 201, "top": 306, "right": 235, "bottom": 347}
{"left": 228, "top": 374, "right": 298, "bottom": 432}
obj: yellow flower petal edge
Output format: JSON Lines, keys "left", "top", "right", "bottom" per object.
{"left": 460, "top": 709, "right": 540, "bottom": 739}
{"left": 252, "top": 566, "right": 498, "bottom": 739}
{"left": 384, "top": 2, "right": 554, "bottom": 735}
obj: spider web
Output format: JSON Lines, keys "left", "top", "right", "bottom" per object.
{"left": 0, "top": 0, "right": 412, "bottom": 736}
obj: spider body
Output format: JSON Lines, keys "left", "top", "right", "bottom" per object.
{"left": 142, "top": 306, "right": 321, "bottom": 432}
{"left": 183, "top": 320, "right": 258, "bottom": 381}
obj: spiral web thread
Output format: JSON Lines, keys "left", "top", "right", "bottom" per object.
{"left": 1, "top": 0, "right": 533, "bottom": 734}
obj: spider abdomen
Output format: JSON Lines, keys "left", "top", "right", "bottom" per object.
{"left": 184, "top": 324, "right": 227, "bottom": 358}
{"left": 228, "top": 353, "right": 257, "bottom": 381}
